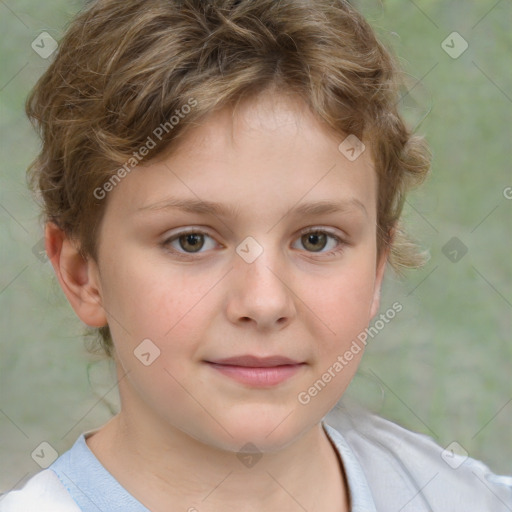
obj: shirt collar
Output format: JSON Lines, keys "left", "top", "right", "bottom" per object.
{"left": 322, "top": 419, "right": 378, "bottom": 512}
{"left": 51, "top": 424, "right": 377, "bottom": 512}
{"left": 50, "top": 430, "right": 149, "bottom": 512}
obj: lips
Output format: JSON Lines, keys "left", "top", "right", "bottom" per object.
{"left": 205, "top": 355, "right": 303, "bottom": 367}
{"left": 204, "top": 355, "right": 306, "bottom": 387}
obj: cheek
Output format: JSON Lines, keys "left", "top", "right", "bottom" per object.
{"left": 104, "top": 263, "right": 208, "bottom": 403}
{"left": 100, "top": 255, "right": 213, "bottom": 341}
{"left": 292, "top": 267, "right": 376, "bottom": 418}
{"left": 101, "top": 259, "right": 225, "bottom": 399}
{"left": 305, "top": 259, "right": 377, "bottom": 352}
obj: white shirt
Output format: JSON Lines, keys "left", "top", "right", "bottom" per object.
{"left": 1, "top": 405, "right": 510, "bottom": 511}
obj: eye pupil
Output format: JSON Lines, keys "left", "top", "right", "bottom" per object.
{"left": 179, "top": 233, "right": 204, "bottom": 252}
{"left": 303, "top": 232, "right": 327, "bottom": 252}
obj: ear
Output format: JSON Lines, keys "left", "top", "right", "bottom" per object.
{"left": 45, "top": 222, "right": 107, "bottom": 328}
{"left": 369, "top": 230, "right": 393, "bottom": 319}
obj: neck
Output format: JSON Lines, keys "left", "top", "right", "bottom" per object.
{"left": 86, "top": 411, "right": 349, "bottom": 512}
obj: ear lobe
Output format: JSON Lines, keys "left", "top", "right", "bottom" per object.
{"left": 45, "top": 222, "right": 107, "bottom": 328}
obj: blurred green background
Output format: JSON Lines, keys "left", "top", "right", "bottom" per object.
{"left": 1, "top": 0, "right": 511, "bottom": 492}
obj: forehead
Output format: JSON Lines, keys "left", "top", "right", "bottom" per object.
{"left": 104, "top": 92, "right": 377, "bottom": 223}
{"left": 174, "top": 92, "right": 371, "bottom": 168}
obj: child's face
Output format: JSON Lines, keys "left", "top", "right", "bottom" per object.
{"left": 87, "top": 93, "right": 386, "bottom": 451}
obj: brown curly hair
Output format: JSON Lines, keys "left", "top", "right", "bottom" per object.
{"left": 26, "top": 0, "right": 431, "bottom": 358}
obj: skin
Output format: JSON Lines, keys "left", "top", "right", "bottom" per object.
{"left": 47, "top": 91, "right": 388, "bottom": 512}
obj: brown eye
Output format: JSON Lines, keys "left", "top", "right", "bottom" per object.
{"left": 292, "top": 228, "right": 345, "bottom": 256}
{"left": 162, "top": 230, "right": 217, "bottom": 256}
{"left": 301, "top": 232, "right": 328, "bottom": 252}
{"left": 177, "top": 233, "right": 205, "bottom": 253}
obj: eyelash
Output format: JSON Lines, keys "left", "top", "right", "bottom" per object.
{"left": 161, "top": 227, "right": 346, "bottom": 259}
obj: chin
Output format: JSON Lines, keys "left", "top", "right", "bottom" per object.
{"left": 210, "top": 410, "right": 312, "bottom": 454}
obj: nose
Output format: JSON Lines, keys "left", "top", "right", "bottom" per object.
{"left": 225, "top": 242, "right": 297, "bottom": 331}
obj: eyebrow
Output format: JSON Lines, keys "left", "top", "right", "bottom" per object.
{"left": 137, "top": 197, "right": 367, "bottom": 218}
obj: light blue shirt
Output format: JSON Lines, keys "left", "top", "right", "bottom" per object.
{"left": 2, "top": 405, "right": 511, "bottom": 511}
{"left": 27, "top": 422, "right": 376, "bottom": 511}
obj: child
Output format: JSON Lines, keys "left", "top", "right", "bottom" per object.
{"left": 1, "top": 0, "right": 510, "bottom": 510}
